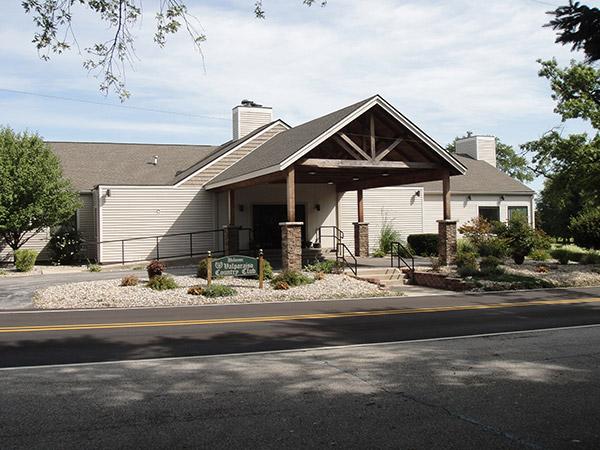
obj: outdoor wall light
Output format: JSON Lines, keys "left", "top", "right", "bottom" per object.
{"left": 238, "top": 204, "right": 244, "bottom": 212}
{"left": 308, "top": 171, "right": 316, "bottom": 175}
{"left": 327, "top": 181, "right": 334, "bottom": 185}
{"left": 500, "top": 195, "right": 505, "bottom": 201}
{"left": 106, "top": 189, "right": 112, "bottom": 197}
{"left": 315, "top": 204, "right": 321, "bottom": 211}
{"left": 467, "top": 195, "right": 472, "bottom": 201}
{"left": 415, "top": 190, "right": 421, "bottom": 197}
{"left": 352, "top": 177, "right": 360, "bottom": 181}
{"left": 382, "top": 173, "right": 389, "bottom": 177}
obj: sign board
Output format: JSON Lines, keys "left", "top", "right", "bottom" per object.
{"left": 212, "top": 255, "right": 258, "bottom": 278}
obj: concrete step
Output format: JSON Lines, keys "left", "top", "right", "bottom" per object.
{"left": 380, "top": 279, "right": 409, "bottom": 287}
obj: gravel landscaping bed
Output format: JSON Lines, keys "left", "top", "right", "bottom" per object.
{"left": 33, "top": 273, "right": 392, "bottom": 309}
{"left": 502, "top": 262, "right": 600, "bottom": 287}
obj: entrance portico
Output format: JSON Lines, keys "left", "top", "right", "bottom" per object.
{"left": 205, "top": 96, "right": 466, "bottom": 271}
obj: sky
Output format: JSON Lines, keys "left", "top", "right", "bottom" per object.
{"left": 0, "top": 0, "right": 594, "bottom": 192}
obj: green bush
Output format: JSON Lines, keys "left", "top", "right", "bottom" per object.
{"left": 457, "top": 238, "right": 477, "bottom": 255}
{"left": 529, "top": 249, "right": 550, "bottom": 262}
{"left": 14, "top": 249, "right": 37, "bottom": 272}
{"left": 271, "top": 270, "right": 314, "bottom": 288}
{"left": 146, "top": 274, "right": 178, "bottom": 291}
{"left": 570, "top": 207, "right": 600, "bottom": 249}
{"left": 197, "top": 258, "right": 209, "bottom": 279}
{"left": 498, "top": 214, "right": 536, "bottom": 265}
{"left": 456, "top": 252, "right": 478, "bottom": 277}
{"left": 531, "top": 229, "right": 553, "bottom": 251}
{"left": 479, "top": 256, "right": 504, "bottom": 276}
{"left": 580, "top": 251, "right": 600, "bottom": 265}
{"left": 477, "top": 237, "right": 508, "bottom": 258}
{"left": 550, "top": 248, "right": 571, "bottom": 265}
{"left": 49, "top": 226, "right": 83, "bottom": 264}
{"left": 377, "top": 220, "right": 402, "bottom": 254}
{"left": 202, "top": 284, "right": 237, "bottom": 298}
{"left": 120, "top": 275, "right": 139, "bottom": 286}
{"left": 372, "top": 248, "right": 386, "bottom": 258}
{"left": 304, "top": 259, "right": 343, "bottom": 274}
{"left": 252, "top": 259, "right": 273, "bottom": 280}
{"left": 407, "top": 234, "right": 438, "bottom": 256}
{"left": 87, "top": 263, "right": 102, "bottom": 272}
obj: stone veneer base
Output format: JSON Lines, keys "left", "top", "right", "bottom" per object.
{"left": 280, "top": 222, "right": 303, "bottom": 271}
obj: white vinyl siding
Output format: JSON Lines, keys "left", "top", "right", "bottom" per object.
{"left": 0, "top": 229, "right": 51, "bottom": 263}
{"left": 338, "top": 187, "right": 424, "bottom": 251}
{"left": 233, "top": 106, "right": 273, "bottom": 139}
{"left": 98, "top": 186, "right": 218, "bottom": 263}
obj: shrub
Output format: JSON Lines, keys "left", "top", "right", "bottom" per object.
{"left": 477, "top": 237, "right": 508, "bottom": 258}
{"left": 87, "top": 263, "right": 102, "bottom": 272}
{"left": 531, "top": 229, "right": 552, "bottom": 251}
{"left": 535, "top": 264, "right": 551, "bottom": 273}
{"left": 479, "top": 256, "right": 504, "bottom": 276}
{"left": 304, "top": 259, "right": 343, "bottom": 274}
{"left": 580, "top": 252, "right": 600, "bottom": 265}
{"left": 146, "top": 274, "right": 178, "bottom": 291}
{"left": 551, "top": 248, "right": 571, "bottom": 265}
{"left": 252, "top": 259, "right": 273, "bottom": 280}
{"left": 407, "top": 234, "right": 438, "bottom": 256}
{"left": 271, "top": 270, "right": 314, "bottom": 288}
{"left": 570, "top": 207, "right": 600, "bottom": 249}
{"left": 456, "top": 252, "right": 478, "bottom": 277}
{"left": 457, "top": 238, "right": 477, "bottom": 256}
{"left": 197, "top": 258, "right": 209, "bottom": 279}
{"left": 498, "top": 214, "right": 536, "bottom": 265}
{"left": 377, "top": 219, "right": 402, "bottom": 254}
{"left": 14, "top": 249, "right": 37, "bottom": 272}
{"left": 529, "top": 249, "right": 550, "bottom": 262}
{"left": 372, "top": 248, "right": 386, "bottom": 258}
{"left": 430, "top": 257, "right": 442, "bottom": 272}
{"left": 272, "top": 280, "right": 290, "bottom": 290}
{"left": 187, "top": 285, "right": 204, "bottom": 296}
{"left": 458, "top": 217, "right": 494, "bottom": 247}
{"left": 49, "top": 226, "right": 83, "bottom": 264}
{"left": 120, "top": 275, "right": 139, "bottom": 286}
{"left": 147, "top": 260, "right": 165, "bottom": 279}
{"left": 0, "top": 269, "right": 6, "bottom": 276}
{"left": 202, "top": 284, "right": 237, "bottom": 297}
{"left": 313, "top": 271, "right": 325, "bottom": 281}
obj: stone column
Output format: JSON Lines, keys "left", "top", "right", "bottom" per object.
{"left": 353, "top": 222, "right": 369, "bottom": 257}
{"left": 437, "top": 220, "right": 457, "bottom": 265}
{"left": 223, "top": 225, "right": 240, "bottom": 255}
{"left": 280, "top": 222, "right": 303, "bottom": 271}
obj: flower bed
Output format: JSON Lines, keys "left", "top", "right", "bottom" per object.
{"left": 32, "top": 273, "right": 392, "bottom": 309}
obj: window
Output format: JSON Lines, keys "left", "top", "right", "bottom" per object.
{"left": 479, "top": 206, "right": 500, "bottom": 222}
{"left": 508, "top": 206, "right": 528, "bottom": 221}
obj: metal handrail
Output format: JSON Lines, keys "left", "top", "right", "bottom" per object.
{"left": 336, "top": 242, "right": 358, "bottom": 276}
{"left": 316, "top": 226, "right": 345, "bottom": 248}
{"left": 390, "top": 241, "right": 415, "bottom": 280}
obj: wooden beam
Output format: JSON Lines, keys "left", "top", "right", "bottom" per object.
{"left": 336, "top": 169, "right": 445, "bottom": 192}
{"left": 442, "top": 169, "right": 451, "bottom": 220}
{"left": 227, "top": 189, "right": 235, "bottom": 225}
{"left": 299, "top": 158, "right": 439, "bottom": 169}
{"left": 337, "top": 133, "right": 371, "bottom": 161}
{"left": 286, "top": 166, "right": 296, "bottom": 222}
{"left": 374, "top": 138, "right": 403, "bottom": 162}
{"left": 357, "top": 189, "right": 364, "bottom": 222}
{"left": 370, "top": 113, "right": 376, "bottom": 159}
{"left": 333, "top": 135, "right": 362, "bottom": 160}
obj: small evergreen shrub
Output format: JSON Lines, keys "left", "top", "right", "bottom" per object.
{"left": 477, "top": 237, "right": 508, "bottom": 258}
{"left": 407, "top": 234, "right": 438, "bottom": 256}
{"left": 147, "top": 260, "right": 165, "bottom": 279}
{"left": 457, "top": 238, "right": 477, "bottom": 256}
{"left": 271, "top": 270, "right": 314, "bottom": 288}
{"left": 87, "top": 263, "right": 102, "bottom": 272}
{"left": 372, "top": 248, "right": 386, "bottom": 258}
{"left": 251, "top": 259, "right": 273, "bottom": 280}
{"left": 146, "top": 274, "right": 178, "bottom": 291}
{"left": 551, "top": 248, "right": 571, "bottom": 265}
{"left": 187, "top": 285, "right": 204, "bottom": 296}
{"left": 570, "top": 207, "right": 600, "bottom": 249}
{"left": 456, "top": 252, "right": 478, "bottom": 277}
{"left": 49, "top": 226, "right": 83, "bottom": 265}
{"left": 529, "top": 249, "right": 550, "bottom": 262}
{"left": 273, "top": 280, "right": 290, "bottom": 290}
{"left": 430, "top": 256, "right": 442, "bottom": 272}
{"left": 532, "top": 229, "right": 552, "bottom": 251}
{"left": 197, "top": 258, "right": 209, "bottom": 279}
{"left": 120, "top": 275, "right": 139, "bottom": 286}
{"left": 498, "top": 214, "right": 536, "bottom": 265}
{"left": 580, "top": 252, "right": 600, "bottom": 265}
{"left": 0, "top": 269, "right": 6, "bottom": 276}
{"left": 202, "top": 284, "right": 236, "bottom": 298}
{"left": 479, "top": 256, "right": 504, "bottom": 276}
{"left": 14, "top": 249, "right": 37, "bottom": 272}
{"left": 304, "top": 259, "right": 343, "bottom": 274}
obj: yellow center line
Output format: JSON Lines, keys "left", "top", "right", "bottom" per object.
{"left": 1, "top": 297, "right": 599, "bottom": 334}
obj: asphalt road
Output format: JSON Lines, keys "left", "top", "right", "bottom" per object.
{"left": 2, "top": 325, "right": 599, "bottom": 449}
{"left": 1, "top": 286, "right": 600, "bottom": 368}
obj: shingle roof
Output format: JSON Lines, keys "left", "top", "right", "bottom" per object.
{"left": 408, "top": 155, "right": 534, "bottom": 194}
{"left": 207, "top": 96, "right": 376, "bottom": 186}
{"left": 49, "top": 141, "right": 218, "bottom": 191}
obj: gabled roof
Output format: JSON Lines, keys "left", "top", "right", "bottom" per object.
{"left": 205, "top": 95, "right": 466, "bottom": 189}
{"left": 408, "top": 155, "right": 534, "bottom": 194}
{"left": 49, "top": 141, "right": 217, "bottom": 191}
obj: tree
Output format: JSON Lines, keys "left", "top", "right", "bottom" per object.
{"left": 21, "top": 1, "right": 326, "bottom": 101}
{"left": 446, "top": 135, "right": 534, "bottom": 183}
{"left": 0, "top": 127, "right": 81, "bottom": 254}
{"left": 546, "top": 1, "right": 600, "bottom": 63}
{"left": 536, "top": 175, "right": 586, "bottom": 240}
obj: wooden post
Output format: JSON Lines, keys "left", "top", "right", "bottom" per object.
{"left": 258, "top": 249, "right": 264, "bottom": 289}
{"left": 227, "top": 189, "right": 235, "bottom": 225}
{"left": 369, "top": 113, "right": 376, "bottom": 159}
{"left": 442, "top": 170, "right": 451, "bottom": 220}
{"left": 286, "top": 167, "right": 296, "bottom": 222}
{"left": 357, "top": 189, "right": 364, "bottom": 223}
{"left": 207, "top": 251, "right": 212, "bottom": 287}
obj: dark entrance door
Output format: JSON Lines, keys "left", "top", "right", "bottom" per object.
{"left": 252, "top": 204, "right": 306, "bottom": 249}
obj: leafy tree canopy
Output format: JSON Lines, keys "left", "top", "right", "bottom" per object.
{"left": 546, "top": 1, "right": 600, "bottom": 63}
{"left": 446, "top": 135, "right": 534, "bottom": 183}
{"left": 21, "top": 0, "right": 326, "bottom": 101}
{"left": 0, "top": 126, "right": 81, "bottom": 252}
